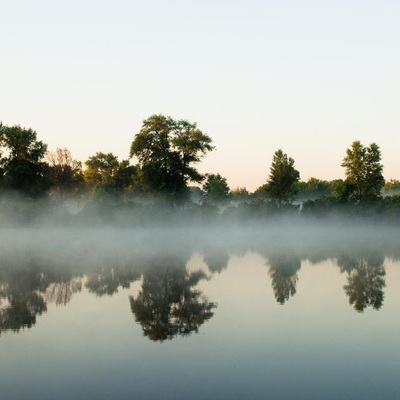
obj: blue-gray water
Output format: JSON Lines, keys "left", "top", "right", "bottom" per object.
{"left": 0, "top": 227, "right": 399, "bottom": 400}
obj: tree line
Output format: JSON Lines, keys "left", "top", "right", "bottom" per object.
{"left": 1, "top": 115, "right": 399, "bottom": 222}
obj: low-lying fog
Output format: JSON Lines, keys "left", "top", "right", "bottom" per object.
{"left": 0, "top": 222, "right": 399, "bottom": 270}
{"left": 0, "top": 214, "right": 398, "bottom": 335}
{"left": 0, "top": 191, "right": 399, "bottom": 276}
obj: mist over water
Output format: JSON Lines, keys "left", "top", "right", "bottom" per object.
{"left": 0, "top": 224, "right": 398, "bottom": 267}
{"left": 1, "top": 195, "right": 400, "bottom": 400}
{"left": 1, "top": 203, "right": 399, "bottom": 253}
{"left": 0, "top": 217, "right": 398, "bottom": 312}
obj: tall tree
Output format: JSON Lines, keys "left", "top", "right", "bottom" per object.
{"left": 265, "top": 149, "right": 300, "bottom": 206}
{"left": 130, "top": 115, "right": 213, "bottom": 200}
{"left": 341, "top": 141, "right": 385, "bottom": 202}
{"left": 0, "top": 124, "right": 49, "bottom": 197}
{"left": 171, "top": 119, "right": 214, "bottom": 183}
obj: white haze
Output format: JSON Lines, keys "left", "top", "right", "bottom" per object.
{"left": 0, "top": 189, "right": 399, "bottom": 273}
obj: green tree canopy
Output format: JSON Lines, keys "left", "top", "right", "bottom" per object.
{"left": 230, "top": 187, "right": 250, "bottom": 202}
{"left": 84, "top": 152, "right": 136, "bottom": 197}
{"left": 265, "top": 149, "right": 300, "bottom": 206}
{"left": 130, "top": 114, "right": 213, "bottom": 200}
{"left": 341, "top": 141, "right": 385, "bottom": 203}
{"left": 202, "top": 173, "right": 230, "bottom": 204}
{"left": 383, "top": 179, "right": 400, "bottom": 196}
{"left": 295, "top": 177, "right": 331, "bottom": 201}
{"left": 0, "top": 124, "right": 49, "bottom": 197}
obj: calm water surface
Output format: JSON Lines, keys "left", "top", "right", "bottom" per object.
{"left": 0, "top": 227, "right": 399, "bottom": 400}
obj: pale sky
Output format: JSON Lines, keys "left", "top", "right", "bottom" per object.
{"left": 1, "top": 0, "right": 399, "bottom": 191}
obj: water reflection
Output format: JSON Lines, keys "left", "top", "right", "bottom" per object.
{"left": 0, "top": 268, "right": 47, "bottom": 334}
{"left": 45, "top": 279, "right": 82, "bottom": 306}
{"left": 0, "top": 228, "right": 398, "bottom": 337}
{"left": 130, "top": 268, "right": 216, "bottom": 342}
{"left": 338, "top": 253, "right": 386, "bottom": 312}
{"left": 267, "top": 254, "right": 301, "bottom": 304}
{"left": 86, "top": 265, "right": 140, "bottom": 297}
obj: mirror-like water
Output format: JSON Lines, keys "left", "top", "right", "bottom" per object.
{"left": 0, "top": 227, "right": 399, "bottom": 400}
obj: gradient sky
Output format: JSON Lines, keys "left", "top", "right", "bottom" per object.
{"left": 1, "top": 0, "right": 399, "bottom": 191}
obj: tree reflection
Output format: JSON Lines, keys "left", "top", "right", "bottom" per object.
{"left": 0, "top": 269, "right": 47, "bottom": 334}
{"left": 85, "top": 267, "right": 140, "bottom": 296}
{"left": 44, "top": 280, "right": 82, "bottom": 306}
{"left": 267, "top": 254, "right": 301, "bottom": 304}
{"left": 0, "top": 292, "right": 47, "bottom": 333}
{"left": 0, "top": 265, "right": 85, "bottom": 333}
{"left": 339, "top": 255, "right": 386, "bottom": 312}
{"left": 130, "top": 268, "right": 216, "bottom": 341}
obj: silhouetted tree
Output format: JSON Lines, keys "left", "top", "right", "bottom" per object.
{"left": 203, "top": 173, "right": 230, "bottom": 205}
{"left": 130, "top": 114, "right": 213, "bottom": 201}
{"left": 265, "top": 149, "right": 300, "bottom": 206}
{"left": 0, "top": 124, "right": 49, "bottom": 197}
{"left": 341, "top": 141, "right": 385, "bottom": 203}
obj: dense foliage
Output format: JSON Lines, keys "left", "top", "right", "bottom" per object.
{"left": 0, "top": 118, "right": 399, "bottom": 224}
{"left": 263, "top": 149, "right": 300, "bottom": 206}
{"left": 130, "top": 114, "right": 213, "bottom": 202}
{"left": 341, "top": 141, "right": 385, "bottom": 203}
{"left": 0, "top": 124, "right": 49, "bottom": 197}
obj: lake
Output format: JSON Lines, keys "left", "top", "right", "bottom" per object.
{"left": 0, "top": 226, "right": 399, "bottom": 399}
